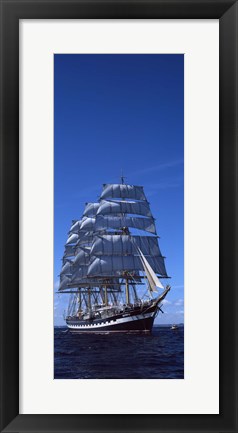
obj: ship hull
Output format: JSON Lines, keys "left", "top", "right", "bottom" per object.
{"left": 66, "top": 305, "right": 157, "bottom": 334}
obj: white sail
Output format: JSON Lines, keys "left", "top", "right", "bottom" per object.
{"left": 137, "top": 247, "right": 164, "bottom": 290}
{"left": 69, "top": 219, "right": 83, "bottom": 234}
{"left": 59, "top": 275, "right": 71, "bottom": 290}
{"left": 91, "top": 235, "right": 133, "bottom": 256}
{"left": 100, "top": 184, "right": 146, "bottom": 201}
{"left": 66, "top": 233, "right": 78, "bottom": 245}
{"left": 83, "top": 202, "right": 99, "bottom": 217}
{"left": 138, "top": 236, "right": 161, "bottom": 256}
{"left": 63, "top": 245, "right": 75, "bottom": 257}
{"left": 80, "top": 217, "right": 96, "bottom": 231}
{"left": 87, "top": 255, "right": 138, "bottom": 276}
{"left": 97, "top": 200, "right": 152, "bottom": 217}
{"left": 87, "top": 254, "right": 166, "bottom": 277}
{"left": 95, "top": 215, "right": 156, "bottom": 234}
{"left": 71, "top": 266, "right": 89, "bottom": 281}
{"left": 73, "top": 249, "right": 90, "bottom": 266}
{"left": 76, "top": 231, "right": 94, "bottom": 246}
{"left": 61, "top": 261, "right": 72, "bottom": 275}
{"left": 91, "top": 235, "right": 161, "bottom": 257}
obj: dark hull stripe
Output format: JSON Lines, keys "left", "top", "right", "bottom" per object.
{"left": 68, "top": 316, "right": 154, "bottom": 334}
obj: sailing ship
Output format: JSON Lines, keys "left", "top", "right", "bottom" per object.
{"left": 58, "top": 179, "right": 171, "bottom": 333}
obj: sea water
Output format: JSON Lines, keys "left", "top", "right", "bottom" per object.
{"left": 54, "top": 325, "right": 184, "bottom": 379}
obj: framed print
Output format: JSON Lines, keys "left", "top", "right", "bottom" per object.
{"left": 20, "top": 20, "right": 217, "bottom": 415}
{"left": 0, "top": 1, "right": 237, "bottom": 432}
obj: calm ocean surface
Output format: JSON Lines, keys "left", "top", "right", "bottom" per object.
{"left": 54, "top": 325, "right": 184, "bottom": 379}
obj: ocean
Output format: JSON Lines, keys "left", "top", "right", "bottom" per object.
{"left": 54, "top": 325, "right": 184, "bottom": 379}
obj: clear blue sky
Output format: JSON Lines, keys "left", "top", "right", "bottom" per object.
{"left": 54, "top": 54, "right": 184, "bottom": 325}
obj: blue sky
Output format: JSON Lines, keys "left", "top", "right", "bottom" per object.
{"left": 54, "top": 54, "right": 184, "bottom": 325}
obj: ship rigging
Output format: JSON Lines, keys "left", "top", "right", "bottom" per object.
{"left": 58, "top": 181, "right": 171, "bottom": 333}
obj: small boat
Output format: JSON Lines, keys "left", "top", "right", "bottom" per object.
{"left": 171, "top": 324, "right": 179, "bottom": 330}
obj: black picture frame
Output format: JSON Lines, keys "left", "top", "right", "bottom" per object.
{"left": 0, "top": 1, "right": 237, "bottom": 432}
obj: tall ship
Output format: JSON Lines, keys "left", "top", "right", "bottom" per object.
{"left": 58, "top": 179, "right": 171, "bottom": 333}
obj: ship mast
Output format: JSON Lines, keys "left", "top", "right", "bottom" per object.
{"left": 120, "top": 172, "right": 134, "bottom": 305}
{"left": 88, "top": 288, "right": 91, "bottom": 311}
{"left": 125, "top": 277, "right": 130, "bottom": 304}
{"left": 104, "top": 284, "right": 108, "bottom": 306}
{"left": 77, "top": 289, "right": 82, "bottom": 316}
{"left": 121, "top": 169, "right": 125, "bottom": 185}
